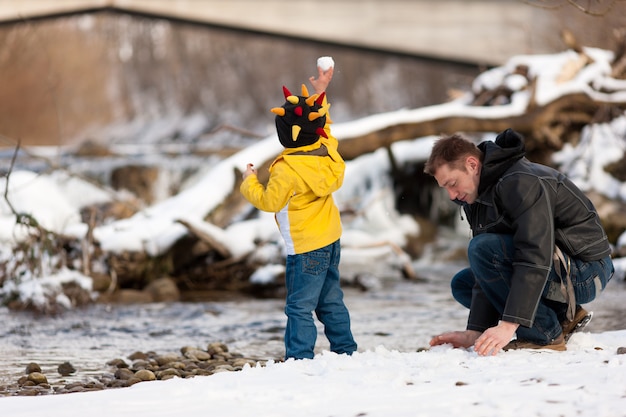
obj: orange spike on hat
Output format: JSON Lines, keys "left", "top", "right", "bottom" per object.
{"left": 308, "top": 111, "right": 322, "bottom": 121}
{"left": 305, "top": 94, "right": 318, "bottom": 107}
{"left": 301, "top": 84, "right": 310, "bottom": 97}
{"left": 271, "top": 107, "right": 286, "bottom": 116}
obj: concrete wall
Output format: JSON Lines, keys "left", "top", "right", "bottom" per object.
{"left": 0, "top": 1, "right": 623, "bottom": 147}
{"left": 0, "top": 11, "right": 480, "bottom": 147}
{"left": 2, "top": 0, "right": 624, "bottom": 65}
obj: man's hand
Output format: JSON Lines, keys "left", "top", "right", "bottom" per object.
{"left": 309, "top": 66, "right": 334, "bottom": 95}
{"left": 473, "top": 321, "right": 519, "bottom": 356}
{"left": 429, "top": 330, "right": 481, "bottom": 349}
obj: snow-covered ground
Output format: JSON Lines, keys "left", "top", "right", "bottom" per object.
{"left": 2, "top": 334, "right": 624, "bottom": 417}
{"left": 0, "top": 272, "right": 625, "bottom": 416}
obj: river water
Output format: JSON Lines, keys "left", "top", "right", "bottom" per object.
{"left": 1, "top": 258, "right": 624, "bottom": 393}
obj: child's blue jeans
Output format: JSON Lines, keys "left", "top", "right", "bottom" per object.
{"left": 284, "top": 239, "right": 357, "bottom": 359}
{"left": 451, "top": 233, "right": 614, "bottom": 344}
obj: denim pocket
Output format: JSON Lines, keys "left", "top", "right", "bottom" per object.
{"left": 302, "top": 249, "right": 331, "bottom": 276}
{"left": 572, "top": 257, "right": 611, "bottom": 303}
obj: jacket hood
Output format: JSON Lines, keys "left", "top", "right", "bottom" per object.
{"left": 277, "top": 143, "right": 344, "bottom": 197}
{"left": 477, "top": 128, "right": 526, "bottom": 196}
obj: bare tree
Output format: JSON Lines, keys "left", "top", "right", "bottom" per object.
{"left": 521, "top": 0, "right": 626, "bottom": 16}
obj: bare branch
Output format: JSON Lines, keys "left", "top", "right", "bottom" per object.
{"left": 520, "top": 0, "right": 624, "bottom": 15}
{"left": 564, "top": 0, "right": 621, "bottom": 16}
{"left": 3, "top": 136, "right": 20, "bottom": 216}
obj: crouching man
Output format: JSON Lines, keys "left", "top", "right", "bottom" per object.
{"left": 425, "top": 129, "right": 614, "bottom": 356}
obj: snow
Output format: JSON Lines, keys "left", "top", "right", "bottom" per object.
{"left": 0, "top": 268, "right": 94, "bottom": 310}
{"left": 553, "top": 118, "right": 626, "bottom": 200}
{"left": 249, "top": 263, "right": 285, "bottom": 284}
{"left": 1, "top": 330, "right": 625, "bottom": 417}
{"left": 0, "top": 171, "right": 105, "bottom": 242}
{"left": 317, "top": 55, "right": 335, "bottom": 71}
{"left": 1, "top": 46, "right": 626, "bottom": 415}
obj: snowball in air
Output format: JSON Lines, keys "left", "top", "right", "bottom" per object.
{"left": 317, "top": 56, "right": 334, "bottom": 71}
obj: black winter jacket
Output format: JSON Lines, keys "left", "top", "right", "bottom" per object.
{"left": 462, "top": 129, "right": 611, "bottom": 330}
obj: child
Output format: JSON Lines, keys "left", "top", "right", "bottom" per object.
{"left": 240, "top": 64, "right": 357, "bottom": 360}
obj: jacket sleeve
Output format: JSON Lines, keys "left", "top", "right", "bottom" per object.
{"left": 497, "top": 174, "right": 554, "bottom": 328}
{"left": 240, "top": 162, "right": 294, "bottom": 213}
{"left": 467, "top": 283, "right": 500, "bottom": 332}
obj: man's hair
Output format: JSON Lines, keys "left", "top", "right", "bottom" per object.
{"left": 424, "top": 134, "right": 483, "bottom": 176}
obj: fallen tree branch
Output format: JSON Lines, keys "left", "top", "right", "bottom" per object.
{"left": 176, "top": 218, "right": 232, "bottom": 258}
{"left": 337, "top": 92, "right": 624, "bottom": 161}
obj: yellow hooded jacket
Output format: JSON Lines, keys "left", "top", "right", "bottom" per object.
{"left": 240, "top": 124, "right": 344, "bottom": 255}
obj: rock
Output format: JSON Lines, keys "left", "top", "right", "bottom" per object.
{"left": 193, "top": 369, "right": 214, "bottom": 377}
{"left": 74, "top": 141, "right": 115, "bottom": 157}
{"left": 156, "top": 369, "right": 180, "bottom": 379}
{"left": 168, "top": 361, "right": 187, "bottom": 370}
{"left": 8, "top": 341, "right": 273, "bottom": 397}
{"left": 212, "top": 352, "right": 232, "bottom": 360}
{"left": 109, "top": 289, "right": 154, "bottom": 304}
{"left": 80, "top": 200, "right": 139, "bottom": 227}
{"left": 144, "top": 277, "right": 180, "bottom": 302}
{"left": 134, "top": 369, "right": 156, "bottom": 381}
{"left": 114, "top": 368, "right": 135, "bottom": 381}
{"left": 90, "top": 272, "right": 113, "bottom": 292}
{"left": 617, "top": 347, "right": 626, "bottom": 355}
{"left": 155, "top": 353, "right": 179, "bottom": 367}
{"left": 19, "top": 385, "right": 48, "bottom": 396}
{"left": 109, "top": 379, "right": 129, "bottom": 388}
{"left": 25, "top": 362, "right": 41, "bottom": 374}
{"left": 232, "top": 358, "right": 256, "bottom": 368}
{"left": 183, "top": 348, "right": 212, "bottom": 361}
{"left": 63, "top": 382, "right": 86, "bottom": 391}
{"left": 128, "top": 351, "right": 149, "bottom": 361}
{"left": 207, "top": 342, "right": 229, "bottom": 356}
{"left": 182, "top": 361, "right": 199, "bottom": 371}
{"left": 131, "top": 359, "right": 151, "bottom": 371}
{"left": 127, "top": 377, "right": 142, "bottom": 386}
{"left": 27, "top": 372, "right": 48, "bottom": 385}
{"left": 213, "top": 365, "right": 234, "bottom": 373}
{"left": 111, "top": 165, "right": 160, "bottom": 204}
{"left": 58, "top": 361, "right": 77, "bottom": 376}
{"left": 180, "top": 346, "right": 195, "bottom": 354}
{"left": 60, "top": 281, "right": 93, "bottom": 307}
{"left": 107, "top": 358, "right": 129, "bottom": 368}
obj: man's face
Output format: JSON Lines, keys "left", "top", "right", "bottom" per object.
{"left": 433, "top": 157, "right": 481, "bottom": 204}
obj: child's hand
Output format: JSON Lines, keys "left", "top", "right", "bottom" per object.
{"left": 242, "top": 163, "right": 257, "bottom": 180}
{"left": 309, "top": 66, "right": 334, "bottom": 95}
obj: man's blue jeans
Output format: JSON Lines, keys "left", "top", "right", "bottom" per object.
{"left": 451, "top": 233, "right": 614, "bottom": 344}
{"left": 284, "top": 240, "right": 357, "bottom": 359}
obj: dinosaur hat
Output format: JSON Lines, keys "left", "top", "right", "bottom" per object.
{"left": 271, "top": 84, "right": 329, "bottom": 148}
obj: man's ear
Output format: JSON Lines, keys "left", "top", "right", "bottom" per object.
{"left": 466, "top": 156, "right": 480, "bottom": 173}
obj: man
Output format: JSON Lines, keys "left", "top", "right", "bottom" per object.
{"left": 424, "top": 129, "right": 614, "bottom": 356}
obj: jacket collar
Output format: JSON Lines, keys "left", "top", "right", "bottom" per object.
{"left": 477, "top": 129, "right": 526, "bottom": 196}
